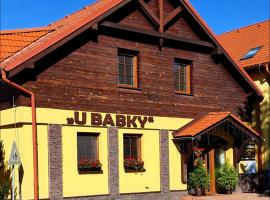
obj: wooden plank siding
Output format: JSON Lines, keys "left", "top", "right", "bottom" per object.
{"left": 0, "top": 0, "right": 248, "bottom": 119}
{"left": 8, "top": 33, "right": 247, "bottom": 118}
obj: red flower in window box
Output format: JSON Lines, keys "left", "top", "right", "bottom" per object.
{"left": 124, "top": 157, "right": 144, "bottom": 171}
{"left": 78, "top": 158, "right": 102, "bottom": 171}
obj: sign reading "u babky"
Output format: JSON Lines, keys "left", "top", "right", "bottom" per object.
{"left": 66, "top": 112, "right": 154, "bottom": 128}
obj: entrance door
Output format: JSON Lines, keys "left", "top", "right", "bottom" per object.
{"left": 204, "top": 148, "right": 226, "bottom": 194}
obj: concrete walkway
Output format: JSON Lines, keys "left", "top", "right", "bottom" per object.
{"left": 182, "top": 193, "right": 270, "bottom": 200}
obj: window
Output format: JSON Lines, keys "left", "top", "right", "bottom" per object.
{"left": 118, "top": 49, "right": 138, "bottom": 88}
{"left": 241, "top": 46, "right": 262, "bottom": 60}
{"left": 123, "top": 134, "right": 144, "bottom": 172}
{"left": 173, "top": 60, "right": 191, "bottom": 94}
{"left": 77, "top": 133, "right": 102, "bottom": 172}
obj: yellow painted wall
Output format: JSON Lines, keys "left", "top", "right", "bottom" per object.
{"left": 62, "top": 126, "right": 109, "bottom": 197}
{"left": 118, "top": 129, "right": 161, "bottom": 193}
{"left": 0, "top": 107, "right": 192, "bottom": 131}
{"left": 250, "top": 71, "right": 270, "bottom": 170}
{"left": 169, "top": 132, "right": 187, "bottom": 190}
{"left": 0, "top": 107, "right": 193, "bottom": 197}
{"left": 0, "top": 124, "right": 49, "bottom": 199}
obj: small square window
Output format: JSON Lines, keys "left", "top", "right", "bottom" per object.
{"left": 241, "top": 46, "right": 262, "bottom": 60}
{"left": 118, "top": 49, "right": 138, "bottom": 88}
{"left": 173, "top": 60, "right": 191, "bottom": 94}
{"left": 77, "top": 133, "right": 102, "bottom": 172}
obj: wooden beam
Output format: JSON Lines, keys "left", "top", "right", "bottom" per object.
{"left": 164, "top": 6, "right": 183, "bottom": 27}
{"left": 138, "top": 0, "right": 160, "bottom": 27}
{"left": 100, "top": 21, "right": 215, "bottom": 49}
{"left": 158, "top": 0, "right": 164, "bottom": 33}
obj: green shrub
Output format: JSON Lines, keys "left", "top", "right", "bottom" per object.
{"left": 188, "top": 158, "right": 209, "bottom": 191}
{"left": 216, "top": 161, "right": 238, "bottom": 193}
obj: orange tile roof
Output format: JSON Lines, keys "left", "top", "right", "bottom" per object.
{"left": 0, "top": 0, "right": 124, "bottom": 71}
{"left": 173, "top": 112, "right": 259, "bottom": 138}
{"left": 217, "top": 20, "right": 270, "bottom": 69}
{"left": 0, "top": 28, "right": 53, "bottom": 62}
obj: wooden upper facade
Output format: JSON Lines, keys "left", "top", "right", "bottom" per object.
{"left": 0, "top": 0, "right": 263, "bottom": 119}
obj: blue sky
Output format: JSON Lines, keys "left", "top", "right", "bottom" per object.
{"left": 0, "top": 0, "right": 269, "bottom": 34}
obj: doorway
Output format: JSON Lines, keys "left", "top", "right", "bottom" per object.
{"left": 204, "top": 147, "right": 226, "bottom": 194}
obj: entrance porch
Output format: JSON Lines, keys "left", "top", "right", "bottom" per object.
{"left": 173, "top": 112, "right": 261, "bottom": 195}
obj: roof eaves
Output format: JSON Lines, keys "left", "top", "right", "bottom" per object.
{"left": 2, "top": 0, "right": 128, "bottom": 74}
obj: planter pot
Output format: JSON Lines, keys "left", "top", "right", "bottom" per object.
{"left": 194, "top": 188, "right": 204, "bottom": 196}
{"left": 227, "top": 189, "right": 233, "bottom": 194}
{"left": 217, "top": 188, "right": 233, "bottom": 194}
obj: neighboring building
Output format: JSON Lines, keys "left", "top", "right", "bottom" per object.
{"left": 0, "top": 0, "right": 263, "bottom": 199}
{"left": 218, "top": 20, "right": 270, "bottom": 175}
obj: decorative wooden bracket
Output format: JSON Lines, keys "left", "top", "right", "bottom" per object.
{"left": 211, "top": 48, "right": 223, "bottom": 63}
{"left": 100, "top": 21, "right": 215, "bottom": 50}
{"left": 164, "top": 6, "right": 183, "bottom": 28}
{"left": 138, "top": 0, "right": 160, "bottom": 28}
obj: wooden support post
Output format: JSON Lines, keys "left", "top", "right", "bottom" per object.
{"left": 158, "top": 0, "right": 164, "bottom": 49}
{"left": 209, "top": 149, "right": 216, "bottom": 194}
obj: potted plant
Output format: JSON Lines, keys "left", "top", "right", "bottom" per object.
{"left": 78, "top": 158, "right": 102, "bottom": 172}
{"left": 124, "top": 157, "right": 145, "bottom": 171}
{"left": 188, "top": 158, "right": 209, "bottom": 196}
{"left": 216, "top": 161, "right": 238, "bottom": 194}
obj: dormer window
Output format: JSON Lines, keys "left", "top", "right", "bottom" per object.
{"left": 241, "top": 46, "right": 262, "bottom": 60}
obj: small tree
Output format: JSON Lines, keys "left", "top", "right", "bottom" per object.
{"left": 216, "top": 160, "right": 238, "bottom": 194}
{"left": 0, "top": 140, "right": 12, "bottom": 200}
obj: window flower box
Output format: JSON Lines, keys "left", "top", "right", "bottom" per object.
{"left": 124, "top": 157, "right": 145, "bottom": 172}
{"left": 78, "top": 159, "right": 102, "bottom": 173}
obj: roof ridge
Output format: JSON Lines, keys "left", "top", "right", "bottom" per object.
{"left": 209, "top": 112, "right": 231, "bottom": 115}
{"left": 48, "top": 6, "right": 91, "bottom": 26}
{"left": 218, "top": 19, "right": 270, "bottom": 36}
{"left": 0, "top": 27, "right": 54, "bottom": 35}
{"left": 48, "top": 0, "right": 105, "bottom": 27}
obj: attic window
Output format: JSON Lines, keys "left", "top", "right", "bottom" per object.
{"left": 241, "top": 46, "right": 262, "bottom": 60}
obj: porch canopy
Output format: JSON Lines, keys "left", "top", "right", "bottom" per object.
{"left": 173, "top": 112, "right": 260, "bottom": 141}
{"left": 172, "top": 112, "right": 261, "bottom": 184}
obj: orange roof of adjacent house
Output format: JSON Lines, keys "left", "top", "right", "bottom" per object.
{"left": 217, "top": 20, "right": 270, "bottom": 69}
{"left": 173, "top": 112, "right": 259, "bottom": 138}
{"left": 0, "top": 28, "right": 53, "bottom": 62}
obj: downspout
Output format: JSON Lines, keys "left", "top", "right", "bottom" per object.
{"left": 1, "top": 69, "right": 39, "bottom": 200}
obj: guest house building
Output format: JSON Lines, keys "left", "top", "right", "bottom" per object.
{"left": 0, "top": 0, "right": 264, "bottom": 199}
